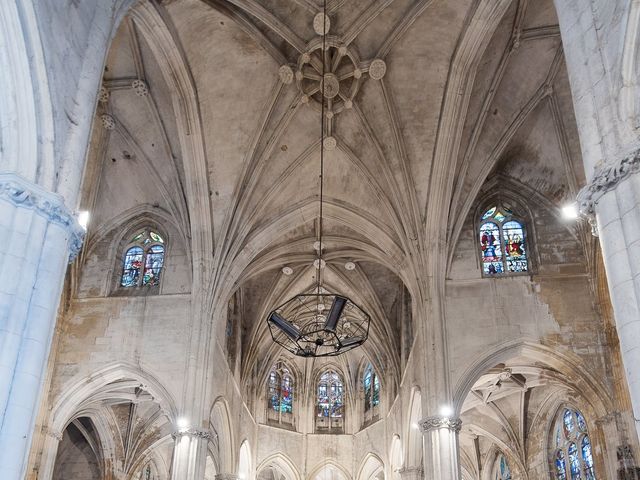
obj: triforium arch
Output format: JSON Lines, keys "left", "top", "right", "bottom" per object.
{"left": 39, "top": 362, "right": 178, "bottom": 480}
{"left": 256, "top": 453, "right": 302, "bottom": 480}
{"left": 454, "top": 341, "right": 614, "bottom": 479}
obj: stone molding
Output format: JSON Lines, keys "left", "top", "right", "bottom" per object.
{"left": 419, "top": 415, "right": 462, "bottom": 433}
{"left": 215, "top": 474, "right": 240, "bottom": 480}
{"left": 577, "top": 149, "right": 640, "bottom": 235}
{"left": 0, "top": 173, "right": 84, "bottom": 261}
{"left": 43, "top": 426, "right": 63, "bottom": 442}
{"left": 171, "top": 428, "right": 215, "bottom": 441}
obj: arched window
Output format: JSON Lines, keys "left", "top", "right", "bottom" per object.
{"left": 316, "top": 370, "right": 344, "bottom": 433}
{"left": 120, "top": 229, "right": 165, "bottom": 287}
{"left": 479, "top": 205, "right": 529, "bottom": 276}
{"left": 363, "top": 363, "right": 380, "bottom": 425}
{"left": 266, "top": 362, "right": 294, "bottom": 428}
{"left": 138, "top": 464, "right": 155, "bottom": 480}
{"left": 552, "top": 407, "right": 596, "bottom": 480}
{"left": 494, "top": 454, "right": 512, "bottom": 480}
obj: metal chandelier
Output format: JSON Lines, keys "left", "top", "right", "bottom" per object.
{"left": 266, "top": 0, "right": 370, "bottom": 357}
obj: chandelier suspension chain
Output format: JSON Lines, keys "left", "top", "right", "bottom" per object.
{"left": 316, "top": 0, "right": 327, "bottom": 297}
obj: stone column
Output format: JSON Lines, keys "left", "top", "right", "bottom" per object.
{"left": 0, "top": 173, "right": 83, "bottom": 480}
{"left": 215, "top": 475, "right": 239, "bottom": 480}
{"left": 578, "top": 154, "right": 640, "bottom": 439}
{"left": 420, "top": 415, "right": 462, "bottom": 480}
{"left": 170, "top": 428, "right": 210, "bottom": 480}
{"left": 397, "top": 466, "right": 424, "bottom": 480}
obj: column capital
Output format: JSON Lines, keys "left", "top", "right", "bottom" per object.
{"left": 419, "top": 415, "right": 462, "bottom": 433}
{"left": 397, "top": 466, "right": 423, "bottom": 480}
{"left": 215, "top": 474, "right": 239, "bottom": 480}
{"left": 171, "top": 428, "right": 215, "bottom": 441}
{"left": 0, "top": 172, "right": 84, "bottom": 260}
{"left": 577, "top": 148, "right": 640, "bottom": 220}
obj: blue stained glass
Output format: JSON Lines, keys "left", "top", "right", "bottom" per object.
{"left": 494, "top": 211, "right": 506, "bottom": 223}
{"left": 582, "top": 436, "right": 595, "bottom": 480}
{"left": 569, "top": 442, "right": 581, "bottom": 479}
{"left": 555, "top": 427, "right": 562, "bottom": 447}
{"left": 482, "top": 206, "right": 497, "bottom": 220}
{"left": 121, "top": 246, "right": 144, "bottom": 287}
{"left": 503, "top": 220, "right": 528, "bottom": 273}
{"left": 480, "top": 222, "right": 503, "bottom": 275}
{"left": 556, "top": 451, "right": 567, "bottom": 480}
{"left": 564, "top": 409, "right": 575, "bottom": 438}
{"left": 363, "top": 364, "right": 381, "bottom": 413}
{"left": 143, "top": 245, "right": 164, "bottom": 286}
{"left": 576, "top": 410, "right": 587, "bottom": 432}
{"left": 281, "top": 374, "right": 293, "bottom": 413}
{"left": 495, "top": 455, "right": 511, "bottom": 480}
{"left": 317, "top": 371, "right": 343, "bottom": 418}
{"left": 268, "top": 371, "right": 280, "bottom": 411}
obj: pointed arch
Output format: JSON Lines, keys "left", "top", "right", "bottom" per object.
{"left": 406, "top": 386, "right": 423, "bottom": 468}
{"left": 356, "top": 453, "right": 385, "bottom": 480}
{"left": 210, "top": 397, "right": 235, "bottom": 475}
{"left": 256, "top": 453, "right": 302, "bottom": 480}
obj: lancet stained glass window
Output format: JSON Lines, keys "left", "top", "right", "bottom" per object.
{"left": 266, "top": 363, "right": 294, "bottom": 427}
{"left": 479, "top": 205, "right": 528, "bottom": 276}
{"left": 363, "top": 364, "right": 380, "bottom": 413}
{"left": 317, "top": 371, "right": 343, "bottom": 418}
{"left": 120, "top": 230, "right": 165, "bottom": 287}
{"left": 552, "top": 407, "right": 597, "bottom": 480}
{"left": 494, "top": 454, "right": 512, "bottom": 480}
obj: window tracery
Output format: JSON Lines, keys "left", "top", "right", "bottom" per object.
{"left": 552, "top": 407, "right": 596, "bottom": 480}
{"left": 316, "top": 370, "right": 344, "bottom": 433}
{"left": 363, "top": 363, "right": 380, "bottom": 425}
{"left": 266, "top": 362, "right": 294, "bottom": 428}
{"left": 120, "top": 229, "right": 165, "bottom": 287}
{"left": 479, "top": 204, "right": 528, "bottom": 276}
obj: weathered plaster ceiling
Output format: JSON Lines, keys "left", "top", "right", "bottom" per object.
{"left": 85, "top": 0, "right": 586, "bottom": 384}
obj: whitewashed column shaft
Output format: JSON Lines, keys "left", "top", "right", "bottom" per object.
{"left": 421, "top": 416, "right": 462, "bottom": 480}
{"left": 170, "top": 430, "right": 209, "bottom": 480}
{"left": 0, "top": 173, "right": 82, "bottom": 480}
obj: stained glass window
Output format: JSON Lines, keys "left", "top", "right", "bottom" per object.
{"left": 552, "top": 408, "right": 597, "bottom": 480}
{"left": 556, "top": 451, "right": 567, "bottom": 480}
{"left": 316, "top": 370, "right": 344, "bottom": 432}
{"left": 266, "top": 363, "right": 294, "bottom": 427}
{"left": 363, "top": 364, "right": 380, "bottom": 413}
{"left": 479, "top": 205, "right": 528, "bottom": 276}
{"left": 120, "top": 230, "right": 165, "bottom": 288}
{"left": 494, "top": 454, "right": 512, "bottom": 480}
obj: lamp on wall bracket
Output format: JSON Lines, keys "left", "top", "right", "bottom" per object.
{"left": 265, "top": 0, "right": 370, "bottom": 357}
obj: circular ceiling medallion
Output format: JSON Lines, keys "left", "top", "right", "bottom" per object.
{"left": 313, "top": 13, "right": 330, "bottom": 36}
{"left": 295, "top": 39, "right": 363, "bottom": 115}
{"left": 313, "top": 259, "right": 326, "bottom": 269}
{"left": 279, "top": 65, "right": 294, "bottom": 85}
{"left": 368, "top": 59, "right": 387, "bottom": 80}
{"left": 323, "top": 136, "right": 337, "bottom": 151}
{"left": 322, "top": 73, "right": 340, "bottom": 99}
{"left": 282, "top": 266, "right": 294, "bottom": 275}
{"left": 344, "top": 261, "right": 356, "bottom": 271}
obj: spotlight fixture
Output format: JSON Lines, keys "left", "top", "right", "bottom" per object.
{"left": 561, "top": 203, "right": 579, "bottom": 220}
{"left": 265, "top": 0, "right": 371, "bottom": 357}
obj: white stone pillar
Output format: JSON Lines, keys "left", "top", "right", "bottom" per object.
{"left": 579, "top": 155, "right": 640, "bottom": 439}
{"left": 215, "top": 474, "right": 239, "bottom": 480}
{"left": 170, "top": 429, "right": 210, "bottom": 480}
{"left": 397, "top": 466, "right": 423, "bottom": 480}
{"left": 420, "top": 415, "right": 462, "bottom": 480}
{"left": 0, "top": 173, "right": 83, "bottom": 480}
